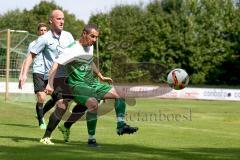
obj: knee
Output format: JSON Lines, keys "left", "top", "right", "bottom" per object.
{"left": 109, "top": 88, "right": 123, "bottom": 99}
{"left": 86, "top": 98, "right": 98, "bottom": 113}
{"left": 56, "top": 99, "right": 68, "bottom": 110}
{"left": 37, "top": 92, "right": 46, "bottom": 103}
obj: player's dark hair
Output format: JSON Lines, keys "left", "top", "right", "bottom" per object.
{"left": 37, "top": 23, "right": 48, "bottom": 31}
{"left": 83, "top": 24, "right": 99, "bottom": 33}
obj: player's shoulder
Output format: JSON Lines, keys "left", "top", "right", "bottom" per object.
{"left": 61, "top": 30, "right": 74, "bottom": 38}
{"left": 62, "top": 30, "right": 72, "bottom": 35}
{"left": 35, "top": 31, "right": 51, "bottom": 42}
{"left": 27, "top": 40, "right": 36, "bottom": 52}
{"left": 29, "top": 40, "right": 37, "bottom": 48}
{"left": 40, "top": 30, "right": 52, "bottom": 38}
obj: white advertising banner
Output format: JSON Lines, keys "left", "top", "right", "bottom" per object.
{"left": 0, "top": 82, "right": 34, "bottom": 94}
{"left": 158, "top": 87, "right": 240, "bottom": 101}
{"left": 126, "top": 85, "right": 240, "bottom": 101}
{"left": 1, "top": 82, "right": 240, "bottom": 101}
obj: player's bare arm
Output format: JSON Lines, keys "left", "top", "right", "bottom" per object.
{"left": 18, "top": 59, "right": 26, "bottom": 89}
{"left": 91, "top": 62, "right": 113, "bottom": 83}
{"left": 18, "top": 53, "right": 36, "bottom": 89}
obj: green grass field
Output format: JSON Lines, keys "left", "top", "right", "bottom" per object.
{"left": 0, "top": 96, "right": 240, "bottom": 160}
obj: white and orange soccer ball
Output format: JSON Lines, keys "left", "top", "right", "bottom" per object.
{"left": 167, "top": 68, "right": 189, "bottom": 90}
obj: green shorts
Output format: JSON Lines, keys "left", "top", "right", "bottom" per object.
{"left": 71, "top": 82, "right": 112, "bottom": 105}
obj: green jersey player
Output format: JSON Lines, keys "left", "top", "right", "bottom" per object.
{"left": 45, "top": 24, "right": 138, "bottom": 147}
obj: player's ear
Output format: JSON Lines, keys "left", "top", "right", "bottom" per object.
{"left": 49, "top": 20, "right": 52, "bottom": 24}
{"left": 82, "top": 31, "right": 87, "bottom": 38}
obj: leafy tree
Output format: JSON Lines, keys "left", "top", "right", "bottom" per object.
{"left": 0, "top": 1, "right": 84, "bottom": 38}
{"left": 1, "top": 0, "right": 240, "bottom": 85}
{"left": 89, "top": 0, "right": 240, "bottom": 85}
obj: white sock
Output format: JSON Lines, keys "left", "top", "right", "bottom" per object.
{"left": 117, "top": 117, "right": 124, "bottom": 122}
{"left": 88, "top": 135, "right": 95, "bottom": 140}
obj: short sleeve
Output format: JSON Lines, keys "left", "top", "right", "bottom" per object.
{"left": 30, "top": 36, "right": 47, "bottom": 55}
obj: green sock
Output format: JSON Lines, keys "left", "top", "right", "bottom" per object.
{"left": 115, "top": 98, "right": 126, "bottom": 128}
{"left": 86, "top": 111, "right": 97, "bottom": 136}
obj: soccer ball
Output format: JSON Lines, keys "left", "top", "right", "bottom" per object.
{"left": 167, "top": 68, "right": 189, "bottom": 90}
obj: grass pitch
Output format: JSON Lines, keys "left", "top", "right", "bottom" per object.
{"left": 0, "top": 96, "right": 240, "bottom": 160}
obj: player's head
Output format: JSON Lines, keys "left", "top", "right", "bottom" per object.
{"left": 80, "top": 24, "right": 99, "bottom": 46}
{"left": 37, "top": 23, "right": 48, "bottom": 36}
{"left": 49, "top": 9, "right": 64, "bottom": 33}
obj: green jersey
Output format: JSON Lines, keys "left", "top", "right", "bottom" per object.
{"left": 55, "top": 41, "right": 96, "bottom": 85}
{"left": 55, "top": 41, "right": 111, "bottom": 104}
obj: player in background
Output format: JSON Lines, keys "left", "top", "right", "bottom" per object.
{"left": 18, "top": 23, "right": 54, "bottom": 129}
{"left": 45, "top": 24, "right": 138, "bottom": 147}
{"left": 19, "top": 10, "right": 86, "bottom": 136}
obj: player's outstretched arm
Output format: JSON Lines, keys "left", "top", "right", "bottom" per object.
{"left": 91, "top": 62, "right": 113, "bottom": 84}
{"left": 45, "top": 62, "right": 59, "bottom": 95}
{"left": 18, "top": 53, "right": 35, "bottom": 89}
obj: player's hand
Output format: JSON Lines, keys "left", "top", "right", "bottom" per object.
{"left": 18, "top": 75, "right": 27, "bottom": 89}
{"left": 45, "top": 84, "right": 54, "bottom": 95}
{"left": 100, "top": 76, "right": 113, "bottom": 84}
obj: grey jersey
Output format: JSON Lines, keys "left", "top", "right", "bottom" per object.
{"left": 30, "top": 30, "right": 74, "bottom": 80}
{"left": 28, "top": 40, "right": 46, "bottom": 75}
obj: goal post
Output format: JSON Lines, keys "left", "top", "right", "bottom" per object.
{"left": 5, "top": 29, "right": 10, "bottom": 101}
{"left": 0, "top": 29, "right": 37, "bottom": 102}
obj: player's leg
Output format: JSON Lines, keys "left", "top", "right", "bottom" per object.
{"left": 42, "top": 79, "right": 57, "bottom": 116}
{"left": 36, "top": 91, "right": 47, "bottom": 129}
{"left": 58, "top": 103, "right": 87, "bottom": 142}
{"left": 33, "top": 73, "right": 47, "bottom": 129}
{"left": 72, "top": 84, "right": 99, "bottom": 147}
{"left": 64, "top": 103, "right": 87, "bottom": 128}
{"left": 85, "top": 97, "right": 99, "bottom": 147}
{"left": 43, "top": 98, "right": 56, "bottom": 116}
{"left": 104, "top": 87, "right": 138, "bottom": 135}
{"left": 40, "top": 99, "right": 68, "bottom": 144}
{"left": 40, "top": 77, "right": 70, "bottom": 144}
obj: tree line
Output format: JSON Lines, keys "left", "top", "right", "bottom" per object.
{"left": 1, "top": 0, "right": 240, "bottom": 85}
